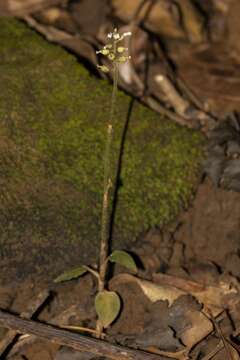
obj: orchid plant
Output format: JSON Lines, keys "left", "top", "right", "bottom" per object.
{"left": 55, "top": 29, "right": 137, "bottom": 338}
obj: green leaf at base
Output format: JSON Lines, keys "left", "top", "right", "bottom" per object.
{"left": 95, "top": 290, "right": 121, "bottom": 328}
{"left": 54, "top": 265, "right": 88, "bottom": 283}
{"left": 109, "top": 250, "right": 137, "bottom": 273}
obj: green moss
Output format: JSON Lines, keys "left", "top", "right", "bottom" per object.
{"left": 0, "top": 19, "right": 205, "bottom": 281}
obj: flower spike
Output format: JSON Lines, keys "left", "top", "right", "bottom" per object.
{"left": 96, "top": 28, "right": 131, "bottom": 72}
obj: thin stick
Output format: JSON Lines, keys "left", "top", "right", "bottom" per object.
{"left": 207, "top": 310, "right": 235, "bottom": 360}
{"left": 201, "top": 341, "right": 224, "bottom": 360}
{"left": 155, "top": 74, "right": 190, "bottom": 116}
{"left": 7, "top": 304, "right": 79, "bottom": 357}
{"left": 0, "top": 289, "right": 50, "bottom": 356}
{"left": 0, "top": 310, "right": 165, "bottom": 360}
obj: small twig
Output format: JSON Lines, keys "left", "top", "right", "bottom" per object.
{"left": 152, "top": 42, "right": 209, "bottom": 116}
{"left": 207, "top": 310, "right": 235, "bottom": 360}
{"left": 146, "top": 346, "right": 189, "bottom": 360}
{"left": 0, "top": 289, "right": 50, "bottom": 356}
{"left": 200, "top": 341, "right": 224, "bottom": 360}
{"left": 155, "top": 74, "right": 190, "bottom": 116}
{"left": 0, "top": 310, "right": 165, "bottom": 360}
{"left": 7, "top": 304, "right": 79, "bottom": 357}
{"left": 60, "top": 325, "right": 103, "bottom": 337}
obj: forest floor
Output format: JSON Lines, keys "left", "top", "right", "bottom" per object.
{"left": 0, "top": 1, "right": 240, "bottom": 359}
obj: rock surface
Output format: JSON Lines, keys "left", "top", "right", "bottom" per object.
{"left": 0, "top": 19, "right": 204, "bottom": 283}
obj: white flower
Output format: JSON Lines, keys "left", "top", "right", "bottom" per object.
{"left": 123, "top": 31, "right": 132, "bottom": 37}
{"left": 113, "top": 33, "right": 120, "bottom": 40}
{"left": 107, "top": 29, "right": 132, "bottom": 42}
{"left": 96, "top": 28, "right": 132, "bottom": 71}
{"left": 118, "top": 31, "right": 132, "bottom": 41}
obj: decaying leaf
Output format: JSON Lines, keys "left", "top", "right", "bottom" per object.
{"left": 109, "top": 273, "right": 240, "bottom": 351}
{"left": 110, "top": 273, "right": 185, "bottom": 305}
{"left": 180, "top": 309, "right": 213, "bottom": 348}
{"left": 153, "top": 272, "right": 239, "bottom": 315}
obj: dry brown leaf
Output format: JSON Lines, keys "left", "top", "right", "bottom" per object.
{"left": 111, "top": 0, "right": 185, "bottom": 39}
{"left": 153, "top": 272, "right": 239, "bottom": 316}
{"left": 180, "top": 309, "right": 213, "bottom": 349}
{"left": 110, "top": 274, "right": 214, "bottom": 350}
{"left": 110, "top": 273, "right": 186, "bottom": 306}
{"left": 175, "top": 0, "right": 206, "bottom": 43}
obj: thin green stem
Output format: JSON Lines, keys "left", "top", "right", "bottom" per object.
{"left": 84, "top": 266, "right": 100, "bottom": 280}
{"left": 99, "top": 60, "right": 118, "bottom": 293}
{"left": 96, "top": 41, "right": 119, "bottom": 338}
{"left": 95, "top": 29, "right": 132, "bottom": 337}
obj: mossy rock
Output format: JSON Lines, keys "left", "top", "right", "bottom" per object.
{"left": 0, "top": 19, "right": 205, "bottom": 283}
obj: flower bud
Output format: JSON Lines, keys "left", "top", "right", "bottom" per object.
{"left": 117, "top": 55, "right": 131, "bottom": 63}
{"left": 117, "top": 47, "right": 127, "bottom": 53}
{"left": 97, "top": 64, "right": 109, "bottom": 73}
{"left": 96, "top": 49, "right": 110, "bottom": 56}
{"left": 108, "top": 53, "right": 115, "bottom": 61}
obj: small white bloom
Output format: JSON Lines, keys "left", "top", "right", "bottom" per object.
{"left": 123, "top": 31, "right": 132, "bottom": 37}
{"left": 113, "top": 33, "right": 120, "bottom": 40}
{"left": 118, "top": 32, "right": 132, "bottom": 42}
{"left": 117, "top": 47, "right": 127, "bottom": 53}
{"left": 112, "top": 28, "right": 121, "bottom": 40}
{"left": 107, "top": 32, "right": 113, "bottom": 38}
{"left": 117, "top": 55, "right": 131, "bottom": 63}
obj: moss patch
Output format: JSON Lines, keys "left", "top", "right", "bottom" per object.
{"left": 0, "top": 19, "right": 205, "bottom": 282}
